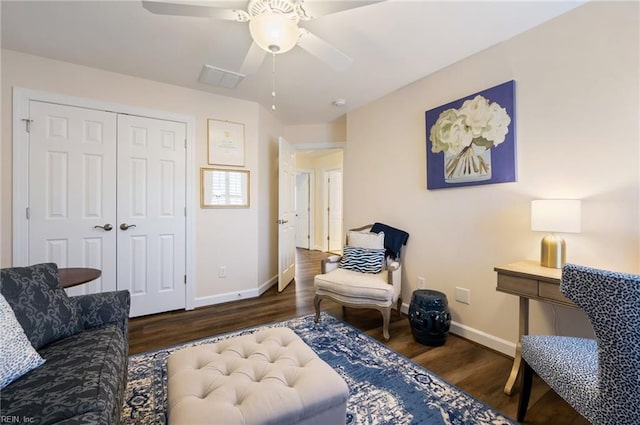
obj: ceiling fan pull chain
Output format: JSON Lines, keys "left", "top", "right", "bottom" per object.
{"left": 271, "top": 53, "right": 277, "bottom": 111}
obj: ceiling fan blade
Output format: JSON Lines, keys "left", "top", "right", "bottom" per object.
{"left": 142, "top": 1, "right": 247, "bottom": 21}
{"left": 239, "top": 42, "right": 268, "bottom": 75}
{"left": 297, "top": 29, "right": 353, "bottom": 72}
{"left": 298, "top": 0, "right": 384, "bottom": 20}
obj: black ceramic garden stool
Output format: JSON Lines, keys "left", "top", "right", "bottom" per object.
{"left": 408, "top": 289, "right": 451, "bottom": 346}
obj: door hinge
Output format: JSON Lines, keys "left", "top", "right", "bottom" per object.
{"left": 26, "top": 207, "right": 30, "bottom": 220}
{"left": 184, "top": 207, "right": 186, "bottom": 217}
{"left": 184, "top": 139, "right": 187, "bottom": 149}
{"left": 22, "top": 119, "right": 33, "bottom": 133}
{"left": 184, "top": 275, "right": 187, "bottom": 285}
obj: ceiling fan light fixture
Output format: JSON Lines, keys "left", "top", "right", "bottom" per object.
{"left": 249, "top": 12, "right": 299, "bottom": 54}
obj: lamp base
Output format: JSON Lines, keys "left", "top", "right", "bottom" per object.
{"left": 540, "top": 234, "right": 566, "bottom": 269}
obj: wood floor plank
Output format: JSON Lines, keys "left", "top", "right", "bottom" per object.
{"left": 128, "top": 248, "right": 585, "bottom": 424}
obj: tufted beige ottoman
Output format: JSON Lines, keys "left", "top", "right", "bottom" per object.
{"left": 167, "top": 327, "right": 349, "bottom": 425}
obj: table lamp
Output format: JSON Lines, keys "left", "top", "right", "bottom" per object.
{"left": 531, "top": 199, "right": 581, "bottom": 268}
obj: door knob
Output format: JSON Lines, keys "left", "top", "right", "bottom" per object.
{"left": 94, "top": 224, "right": 113, "bottom": 231}
{"left": 120, "top": 223, "right": 137, "bottom": 231}
{"left": 277, "top": 219, "right": 288, "bottom": 224}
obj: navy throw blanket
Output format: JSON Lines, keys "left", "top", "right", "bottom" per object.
{"left": 371, "top": 222, "right": 409, "bottom": 260}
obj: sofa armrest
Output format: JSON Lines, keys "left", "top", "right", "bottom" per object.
{"left": 321, "top": 255, "right": 342, "bottom": 274}
{"left": 72, "top": 290, "right": 130, "bottom": 338}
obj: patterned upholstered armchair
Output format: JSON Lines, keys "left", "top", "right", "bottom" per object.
{"left": 314, "top": 223, "right": 409, "bottom": 340}
{"left": 518, "top": 263, "right": 640, "bottom": 423}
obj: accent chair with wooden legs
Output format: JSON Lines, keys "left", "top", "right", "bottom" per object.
{"left": 517, "top": 263, "right": 640, "bottom": 424}
{"left": 313, "top": 223, "right": 409, "bottom": 340}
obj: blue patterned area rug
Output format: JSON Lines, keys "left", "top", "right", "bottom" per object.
{"left": 122, "top": 313, "right": 516, "bottom": 424}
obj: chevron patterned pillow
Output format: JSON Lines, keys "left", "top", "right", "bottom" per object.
{"left": 339, "top": 245, "right": 386, "bottom": 274}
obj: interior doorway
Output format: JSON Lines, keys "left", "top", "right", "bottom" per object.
{"left": 292, "top": 148, "right": 344, "bottom": 254}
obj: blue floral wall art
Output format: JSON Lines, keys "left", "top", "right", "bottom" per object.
{"left": 425, "top": 80, "right": 516, "bottom": 190}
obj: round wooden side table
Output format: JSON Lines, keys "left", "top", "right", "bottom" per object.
{"left": 59, "top": 268, "right": 102, "bottom": 288}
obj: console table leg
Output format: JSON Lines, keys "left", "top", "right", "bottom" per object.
{"left": 503, "top": 297, "right": 529, "bottom": 395}
{"left": 504, "top": 342, "right": 522, "bottom": 395}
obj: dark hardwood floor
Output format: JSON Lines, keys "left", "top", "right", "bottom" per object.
{"left": 129, "top": 249, "right": 588, "bottom": 424}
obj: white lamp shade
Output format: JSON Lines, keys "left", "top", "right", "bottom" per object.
{"left": 531, "top": 199, "right": 581, "bottom": 233}
{"left": 249, "top": 12, "right": 299, "bottom": 54}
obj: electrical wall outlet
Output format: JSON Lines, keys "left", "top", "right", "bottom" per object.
{"left": 218, "top": 266, "right": 227, "bottom": 278}
{"left": 417, "top": 276, "right": 426, "bottom": 289}
{"left": 455, "top": 287, "right": 471, "bottom": 304}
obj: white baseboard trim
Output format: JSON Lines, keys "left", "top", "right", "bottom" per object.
{"left": 449, "top": 321, "right": 515, "bottom": 358}
{"left": 193, "top": 276, "right": 277, "bottom": 309}
{"left": 400, "top": 302, "right": 515, "bottom": 357}
{"left": 259, "top": 275, "right": 278, "bottom": 295}
{"left": 194, "top": 288, "right": 260, "bottom": 308}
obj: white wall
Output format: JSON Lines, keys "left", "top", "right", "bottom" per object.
{"left": 284, "top": 116, "right": 346, "bottom": 144}
{"left": 0, "top": 49, "right": 278, "bottom": 304}
{"left": 345, "top": 1, "right": 639, "bottom": 352}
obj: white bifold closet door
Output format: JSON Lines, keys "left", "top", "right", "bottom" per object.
{"left": 28, "top": 102, "right": 118, "bottom": 294}
{"left": 28, "top": 101, "right": 186, "bottom": 317}
{"left": 116, "top": 114, "right": 186, "bottom": 317}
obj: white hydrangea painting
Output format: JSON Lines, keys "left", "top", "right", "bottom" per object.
{"left": 425, "top": 81, "right": 516, "bottom": 189}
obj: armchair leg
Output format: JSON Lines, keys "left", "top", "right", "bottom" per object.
{"left": 396, "top": 298, "right": 403, "bottom": 318}
{"left": 517, "top": 361, "right": 534, "bottom": 422}
{"left": 314, "top": 295, "right": 322, "bottom": 323}
{"left": 381, "top": 307, "right": 391, "bottom": 341}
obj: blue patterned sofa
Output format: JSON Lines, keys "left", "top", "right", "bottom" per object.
{"left": 0, "top": 263, "right": 130, "bottom": 424}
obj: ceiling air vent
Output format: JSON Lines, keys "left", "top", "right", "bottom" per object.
{"left": 198, "top": 65, "right": 245, "bottom": 89}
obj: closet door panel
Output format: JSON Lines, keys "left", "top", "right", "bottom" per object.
{"left": 28, "top": 101, "right": 117, "bottom": 295}
{"left": 117, "top": 115, "right": 186, "bottom": 317}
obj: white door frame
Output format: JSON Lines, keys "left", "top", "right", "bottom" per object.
{"left": 12, "top": 87, "right": 196, "bottom": 311}
{"left": 323, "top": 168, "right": 343, "bottom": 253}
{"left": 305, "top": 170, "right": 316, "bottom": 250}
{"left": 295, "top": 171, "right": 312, "bottom": 249}
{"left": 295, "top": 169, "right": 316, "bottom": 250}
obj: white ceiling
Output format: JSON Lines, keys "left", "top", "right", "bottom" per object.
{"left": 1, "top": 0, "right": 585, "bottom": 125}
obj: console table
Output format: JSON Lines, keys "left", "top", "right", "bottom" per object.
{"left": 494, "top": 260, "right": 576, "bottom": 395}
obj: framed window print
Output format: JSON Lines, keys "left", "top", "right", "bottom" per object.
{"left": 201, "top": 168, "right": 250, "bottom": 208}
{"left": 207, "top": 119, "right": 245, "bottom": 166}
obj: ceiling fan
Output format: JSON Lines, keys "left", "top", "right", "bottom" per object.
{"left": 142, "top": 0, "right": 382, "bottom": 75}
